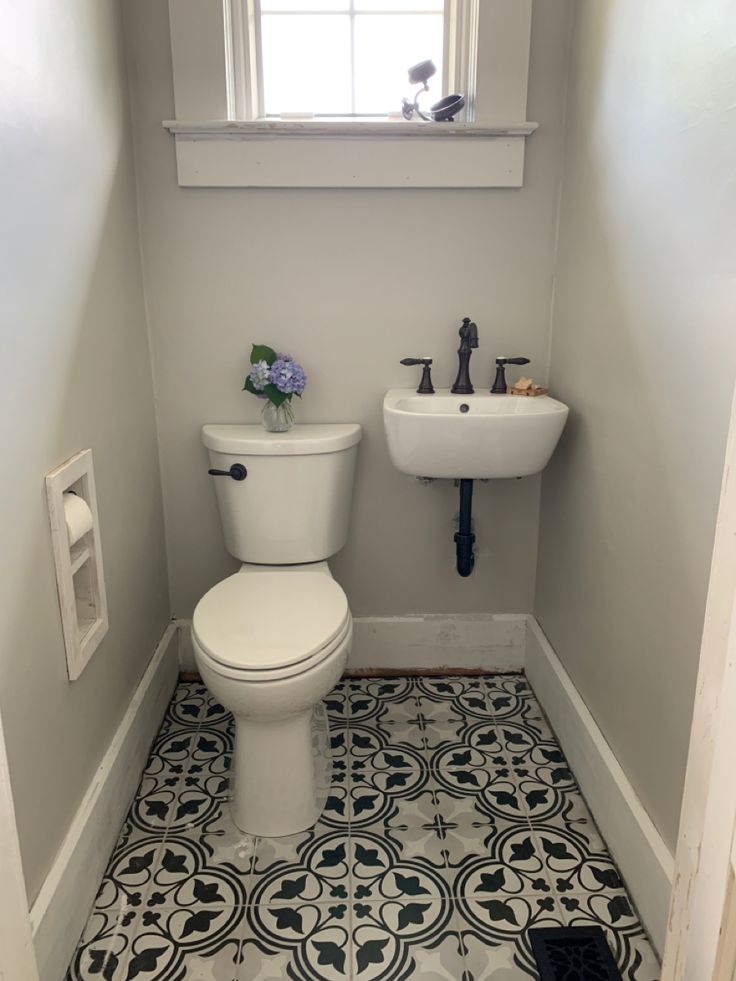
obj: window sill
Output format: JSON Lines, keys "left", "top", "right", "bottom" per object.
{"left": 162, "top": 119, "right": 539, "bottom": 188}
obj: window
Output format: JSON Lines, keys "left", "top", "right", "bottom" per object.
{"left": 258, "top": 1, "right": 446, "bottom": 118}
{"left": 165, "top": 0, "right": 536, "bottom": 188}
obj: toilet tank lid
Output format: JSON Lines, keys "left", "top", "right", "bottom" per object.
{"left": 202, "top": 423, "right": 362, "bottom": 455}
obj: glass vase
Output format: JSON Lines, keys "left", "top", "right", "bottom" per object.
{"left": 261, "top": 400, "right": 294, "bottom": 433}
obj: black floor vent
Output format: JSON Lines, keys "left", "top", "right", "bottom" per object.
{"left": 529, "top": 926, "right": 624, "bottom": 980}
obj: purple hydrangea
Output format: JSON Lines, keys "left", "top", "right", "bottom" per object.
{"left": 269, "top": 356, "right": 307, "bottom": 396}
{"left": 248, "top": 359, "right": 270, "bottom": 391}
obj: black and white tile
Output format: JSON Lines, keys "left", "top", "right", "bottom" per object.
{"left": 67, "top": 676, "right": 659, "bottom": 980}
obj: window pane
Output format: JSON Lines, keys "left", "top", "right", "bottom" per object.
{"left": 261, "top": 15, "right": 352, "bottom": 115}
{"left": 260, "top": 1, "right": 349, "bottom": 11}
{"left": 353, "top": 13, "right": 444, "bottom": 115}
{"left": 355, "top": 1, "right": 443, "bottom": 10}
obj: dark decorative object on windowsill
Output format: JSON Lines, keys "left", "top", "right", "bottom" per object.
{"left": 401, "top": 59, "right": 465, "bottom": 122}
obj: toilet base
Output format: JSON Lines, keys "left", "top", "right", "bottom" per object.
{"left": 231, "top": 703, "right": 332, "bottom": 837}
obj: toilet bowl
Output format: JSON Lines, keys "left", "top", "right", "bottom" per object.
{"left": 192, "top": 565, "right": 352, "bottom": 836}
{"left": 195, "top": 423, "right": 361, "bottom": 837}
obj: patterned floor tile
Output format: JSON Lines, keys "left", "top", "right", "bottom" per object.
{"left": 67, "top": 677, "right": 659, "bottom": 980}
{"left": 144, "top": 835, "right": 249, "bottom": 910}
{"left": 348, "top": 828, "right": 450, "bottom": 902}
{"left": 241, "top": 902, "right": 351, "bottom": 980}
{"left": 442, "top": 824, "right": 552, "bottom": 900}
{"left": 66, "top": 909, "right": 137, "bottom": 981}
{"left": 560, "top": 892, "right": 660, "bottom": 980}
{"left": 121, "top": 906, "right": 245, "bottom": 980}
{"left": 92, "top": 824, "right": 167, "bottom": 914}
{"left": 530, "top": 823, "right": 624, "bottom": 896}
{"left": 249, "top": 827, "right": 351, "bottom": 908}
{"left": 169, "top": 799, "right": 257, "bottom": 880}
{"left": 348, "top": 765, "right": 437, "bottom": 829}
{"left": 324, "top": 680, "right": 349, "bottom": 725}
{"left": 349, "top": 899, "right": 463, "bottom": 981}
{"left": 457, "top": 894, "right": 566, "bottom": 980}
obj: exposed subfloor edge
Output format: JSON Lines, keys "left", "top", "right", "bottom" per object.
{"left": 30, "top": 623, "right": 179, "bottom": 981}
{"left": 525, "top": 616, "right": 674, "bottom": 956}
{"left": 176, "top": 613, "right": 527, "bottom": 674}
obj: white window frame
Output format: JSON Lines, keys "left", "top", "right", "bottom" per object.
{"left": 165, "top": 0, "right": 536, "bottom": 188}
{"left": 234, "top": 1, "right": 465, "bottom": 122}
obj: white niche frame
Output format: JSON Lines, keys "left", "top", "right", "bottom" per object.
{"left": 46, "top": 449, "right": 109, "bottom": 681}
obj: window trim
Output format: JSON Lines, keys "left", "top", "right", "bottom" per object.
{"left": 165, "top": 0, "right": 536, "bottom": 188}
{"left": 240, "top": 1, "right": 453, "bottom": 121}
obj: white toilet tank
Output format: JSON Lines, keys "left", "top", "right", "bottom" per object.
{"left": 202, "top": 424, "right": 362, "bottom": 565}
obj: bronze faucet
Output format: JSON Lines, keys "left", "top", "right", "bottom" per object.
{"left": 450, "top": 317, "right": 478, "bottom": 395}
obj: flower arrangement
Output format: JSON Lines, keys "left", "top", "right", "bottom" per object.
{"left": 243, "top": 344, "right": 307, "bottom": 431}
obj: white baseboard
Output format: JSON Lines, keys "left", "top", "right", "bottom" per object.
{"left": 30, "top": 623, "right": 179, "bottom": 981}
{"left": 174, "top": 614, "right": 526, "bottom": 674}
{"left": 525, "top": 616, "right": 674, "bottom": 955}
{"left": 178, "top": 619, "right": 196, "bottom": 672}
{"left": 349, "top": 614, "right": 526, "bottom": 671}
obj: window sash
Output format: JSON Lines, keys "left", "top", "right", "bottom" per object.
{"left": 229, "top": 0, "right": 476, "bottom": 121}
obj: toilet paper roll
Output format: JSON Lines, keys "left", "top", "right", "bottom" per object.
{"left": 63, "top": 493, "right": 94, "bottom": 546}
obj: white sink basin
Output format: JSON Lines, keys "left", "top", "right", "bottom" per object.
{"left": 383, "top": 388, "right": 569, "bottom": 479}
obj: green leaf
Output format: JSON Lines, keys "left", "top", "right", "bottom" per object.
{"left": 243, "top": 377, "right": 262, "bottom": 395}
{"left": 262, "top": 383, "right": 288, "bottom": 407}
{"left": 250, "top": 344, "right": 277, "bottom": 366}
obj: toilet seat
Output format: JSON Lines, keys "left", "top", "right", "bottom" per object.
{"left": 192, "top": 571, "right": 350, "bottom": 680}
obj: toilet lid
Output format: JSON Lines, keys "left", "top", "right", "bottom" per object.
{"left": 192, "top": 572, "right": 350, "bottom": 671}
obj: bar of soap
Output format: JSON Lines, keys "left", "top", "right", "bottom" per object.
{"left": 514, "top": 376, "right": 533, "bottom": 390}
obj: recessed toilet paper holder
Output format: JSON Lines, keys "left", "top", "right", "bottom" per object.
{"left": 46, "top": 448, "right": 108, "bottom": 681}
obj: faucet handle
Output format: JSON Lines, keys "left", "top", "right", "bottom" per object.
{"left": 496, "top": 357, "right": 530, "bottom": 366}
{"left": 491, "top": 356, "right": 531, "bottom": 394}
{"left": 400, "top": 357, "right": 435, "bottom": 395}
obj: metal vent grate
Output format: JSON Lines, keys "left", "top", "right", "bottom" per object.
{"left": 529, "top": 926, "right": 624, "bottom": 980}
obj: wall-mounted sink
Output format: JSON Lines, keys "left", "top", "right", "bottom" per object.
{"left": 383, "top": 389, "right": 569, "bottom": 479}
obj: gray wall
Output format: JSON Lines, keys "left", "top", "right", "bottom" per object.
{"left": 535, "top": 0, "right": 736, "bottom": 850}
{"left": 123, "top": 0, "right": 575, "bottom": 621}
{"left": 0, "top": 0, "right": 170, "bottom": 900}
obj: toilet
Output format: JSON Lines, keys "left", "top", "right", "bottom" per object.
{"left": 192, "top": 423, "right": 361, "bottom": 837}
